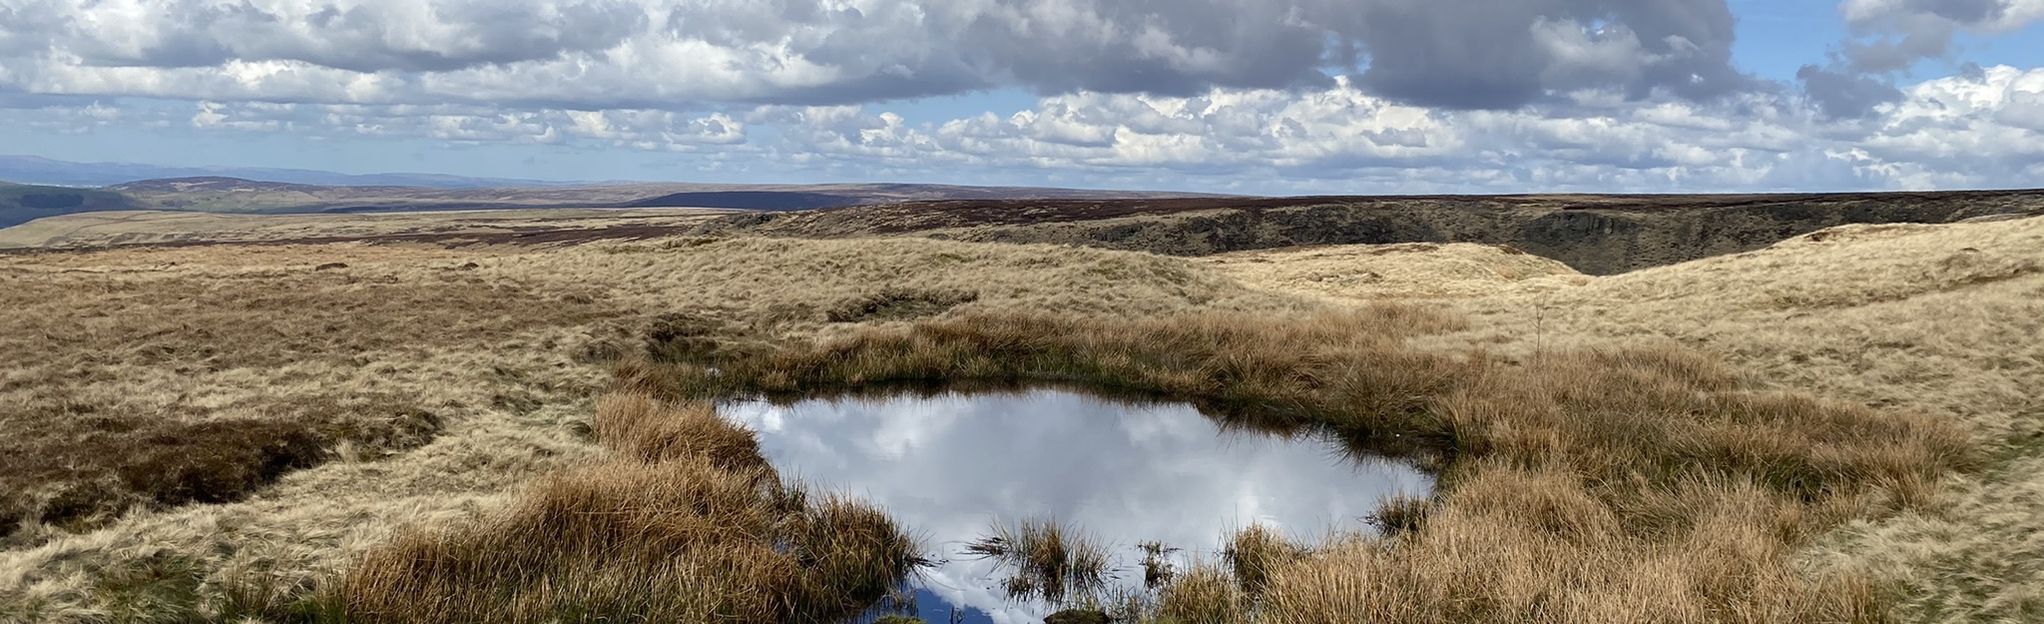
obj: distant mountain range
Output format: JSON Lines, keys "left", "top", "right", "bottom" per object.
{"left": 0, "top": 156, "right": 1219, "bottom": 228}
{"left": 0, "top": 155, "right": 566, "bottom": 188}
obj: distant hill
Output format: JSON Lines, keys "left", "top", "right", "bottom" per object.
{"left": 0, "top": 155, "right": 564, "bottom": 188}
{"left": 0, "top": 182, "right": 142, "bottom": 228}
{"left": 698, "top": 190, "right": 2044, "bottom": 274}
{"left": 0, "top": 172, "right": 1218, "bottom": 228}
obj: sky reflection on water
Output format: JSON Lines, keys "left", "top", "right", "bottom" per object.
{"left": 721, "top": 389, "right": 1433, "bottom": 624}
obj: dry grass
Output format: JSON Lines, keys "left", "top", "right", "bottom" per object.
{"left": 1201, "top": 215, "right": 2044, "bottom": 622}
{"left": 1257, "top": 466, "right": 1889, "bottom": 624}
{"left": 336, "top": 392, "right": 918, "bottom": 623}
{"left": 1205, "top": 242, "right": 1583, "bottom": 301}
{"left": 628, "top": 303, "right": 1969, "bottom": 623}
{"left": 0, "top": 208, "right": 739, "bottom": 249}
{"left": 963, "top": 519, "right": 1111, "bottom": 606}
{"left": 3, "top": 211, "right": 2037, "bottom": 622}
{"left": 0, "top": 235, "right": 1273, "bottom": 621}
{"left": 1396, "top": 217, "right": 2044, "bottom": 622}
{"left": 1223, "top": 525, "right": 1306, "bottom": 597}
{"left": 1153, "top": 563, "right": 1248, "bottom": 624}
{"left": 0, "top": 244, "right": 612, "bottom": 542}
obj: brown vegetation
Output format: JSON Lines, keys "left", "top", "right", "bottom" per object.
{"left": 1, "top": 212, "right": 2036, "bottom": 622}
{"left": 2, "top": 235, "right": 1248, "bottom": 621}
{"left": 624, "top": 304, "right": 1970, "bottom": 622}
{"left": 0, "top": 247, "right": 611, "bottom": 541}
{"left": 963, "top": 519, "right": 1111, "bottom": 605}
{"left": 336, "top": 391, "right": 919, "bottom": 623}
{"left": 701, "top": 190, "right": 2044, "bottom": 274}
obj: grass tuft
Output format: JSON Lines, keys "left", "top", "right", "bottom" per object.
{"left": 964, "top": 518, "right": 1112, "bottom": 606}
{"left": 334, "top": 391, "right": 920, "bottom": 623}
{"left": 826, "top": 288, "right": 980, "bottom": 323}
{"left": 1154, "top": 562, "right": 1248, "bottom": 624}
{"left": 1222, "top": 525, "right": 1306, "bottom": 597}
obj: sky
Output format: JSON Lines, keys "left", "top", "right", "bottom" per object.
{"left": 0, "top": 0, "right": 2041, "bottom": 194}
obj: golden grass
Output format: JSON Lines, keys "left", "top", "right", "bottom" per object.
{"left": 0, "top": 235, "right": 1273, "bottom": 621}
{"left": 1396, "top": 217, "right": 2044, "bottom": 622}
{"left": 338, "top": 393, "right": 918, "bottom": 623}
{"left": 963, "top": 519, "right": 1111, "bottom": 606}
{"left": 1153, "top": 562, "right": 1248, "bottom": 624}
{"left": 0, "top": 244, "right": 613, "bottom": 541}
{"left": 1258, "top": 466, "right": 1888, "bottom": 624}
{"left": 0, "top": 208, "right": 736, "bottom": 249}
{"left": 2, "top": 212, "right": 2037, "bottom": 622}
{"left": 1223, "top": 524, "right": 1306, "bottom": 597}
{"left": 1204, "top": 242, "right": 1583, "bottom": 301}
{"left": 628, "top": 304, "right": 1969, "bottom": 623}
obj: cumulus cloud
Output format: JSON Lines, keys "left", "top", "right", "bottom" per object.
{"left": 1837, "top": 0, "right": 2044, "bottom": 71}
{"left": 1797, "top": 64, "right": 1905, "bottom": 118}
{"left": 184, "top": 100, "right": 746, "bottom": 149}
{"left": 747, "top": 66, "right": 2044, "bottom": 192}
{"left": 1, "top": 1, "right": 2039, "bottom": 194}
{"left": 0, "top": 0, "right": 1757, "bottom": 110}
{"left": 1793, "top": 0, "right": 2043, "bottom": 119}
{"left": 1340, "top": 0, "right": 1750, "bottom": 109}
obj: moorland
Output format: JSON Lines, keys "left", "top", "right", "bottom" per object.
{"left": 0, "top": 187, "right": 2039, "bottom": 623}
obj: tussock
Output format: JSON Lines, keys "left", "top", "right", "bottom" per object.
{"left": 338, "top": 391, "right": 918, "bottom": 623}
{"left": 964, "top": 519, "right": 1110, "bottom": 605}
{"left": 1223, "top": 525, "right": 1305, "bottom": 597}
{"left": 1153, "top": 562, "right": 1247, "bottom": 624}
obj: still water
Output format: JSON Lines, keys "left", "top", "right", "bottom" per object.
{"left": 720, "top": 389, "right": 1433, "bottom": 624}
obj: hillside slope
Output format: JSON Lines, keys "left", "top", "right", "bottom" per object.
{"left": 0, "top": 183, "right": 141, "bottom": 228}
{"left": 1212, "top": 216, "right": 2044, "bottom": 622}
{"left": 714, "top": 190, "right": 2044, "bottom": 274}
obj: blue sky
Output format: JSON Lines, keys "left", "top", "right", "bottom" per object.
{"left": 1, "top": 0, "right": 2040, "bottom": 193}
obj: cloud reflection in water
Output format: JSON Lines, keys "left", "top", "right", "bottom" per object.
{"left": 721, "top": 389, "right": 1432, "bottom": 624}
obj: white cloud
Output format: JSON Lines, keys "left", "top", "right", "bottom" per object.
{"left": 737, "top": 67, "right": 2042, "bottom": 192}
{"left": 0, "top": 1, "right": 2038, "bottom": 193}
{"left": 1, "top": 0, "right": 1754, "bottom": 110}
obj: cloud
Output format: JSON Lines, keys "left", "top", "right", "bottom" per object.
{"left": 1, "top": 1, "right": 2038, "bottom": 194}
{"left": 183, "top": 100, "right": 747, "bottom": 149}
{"left": 1341, "top": 0, "right": 1751, "bottom": 109}
{"left": 744, "top": 66, "right": 2043, "bottom": 192}
{"left": 1837, "top": 0, "right": 2044, "bottom": 71}
{"left": 28, "top": 64, "right": 2035, "bottom": 193}
{"left": 1798, "top": 64, "right": 1905, "bottom": 118}
{"left": 0, "top": 0, "right": 1757, "bottom": 111}
{"left": 1791, "top": 0, "right": 2043, "bottom": 119}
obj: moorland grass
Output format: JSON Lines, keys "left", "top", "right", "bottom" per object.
{"left": 334, "top": 392, "right": 920, "bottom": 623}
{"left": 963, "top": 519, "right": 1112, "bottom": 605}
{"left": 617, "top": 305, "right": 1973, "bottom": 622}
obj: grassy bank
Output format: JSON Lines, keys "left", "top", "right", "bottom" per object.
{"left": 335, "top": 393, "right": 919, "bottom": 622}
{"left": 610, "top": 306, "right": 1971, "bottom": 622}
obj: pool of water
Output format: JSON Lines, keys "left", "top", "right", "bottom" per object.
{"left": 720, "top": 389, "right": 1433, "bottom": 624}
